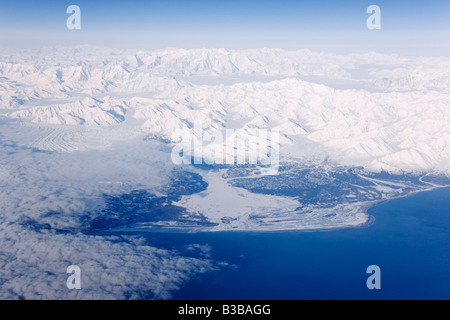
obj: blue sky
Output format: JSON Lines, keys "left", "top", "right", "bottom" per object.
{"left": 1, "top": 0, "right": 449, "bottom": 54}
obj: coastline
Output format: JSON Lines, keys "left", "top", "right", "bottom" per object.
{"left": 87, "top": 181, "right": 450, "bottom": 236}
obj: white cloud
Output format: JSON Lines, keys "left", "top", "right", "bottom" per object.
{"left": 0, "top": 223, "right": 217, "bottom": 300}
{"left": 0, "top": 126, "right": 221, "bottom": 300}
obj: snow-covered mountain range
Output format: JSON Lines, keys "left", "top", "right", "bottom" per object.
{"left": 1, "top": 46, "right": 449, "bottom": 174}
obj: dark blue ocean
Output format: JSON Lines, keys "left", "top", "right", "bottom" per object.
{"left": 141, "top": 186, "right": 450, "bottom": 300}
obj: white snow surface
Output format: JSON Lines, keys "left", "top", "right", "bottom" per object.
{"left": 1, "top": 46, "right": 449, "bottom": 174}
{"left": 172, "top": 170, "right": 369, "bottom": 231}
